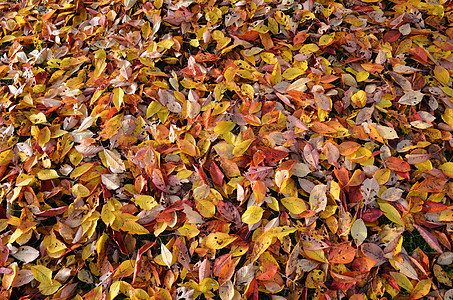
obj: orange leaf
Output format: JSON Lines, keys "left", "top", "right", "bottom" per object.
{"left": 293, "top": 32, "right": 308, "bottom": 45}
{"left": 253, "top": 180, "right": 266, "bottom": 204}
{"left": 328, "top": 243, "right": 357, "bottom": 264}
{"left": 417, "top": 176, "right": 447, "bottom": 193}
{"left": 352, "top": 257, "right": 377, "bottom": 272}
{"left": 218, "top": 257, "right": 239, "bottom": 286}
{"left": 385, "top": 157, "right": 411, "bottom": 172}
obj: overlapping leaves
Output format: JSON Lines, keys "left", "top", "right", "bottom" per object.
{"left": 0, "top": 0, "right": 453, "bottom": 299}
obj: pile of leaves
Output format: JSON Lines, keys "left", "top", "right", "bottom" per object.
{"left": 1, "top": 0, "right": 453, "bottom": 298}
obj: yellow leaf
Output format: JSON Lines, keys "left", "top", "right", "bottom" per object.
{"left": 37, "top": 127, "right": 51, "bottom": 147}
{"left": 31, "top": 265, "right": 52, "bottom": 284}
{"left": 281, "top": 197, "right": 307, "bottom": 214}
{"left": 300, "top": 44, "right": 319, "bottom": 54}
{"left": 232, "top": 139, "right": 254, "bottom": 157}
{"left": 356, "top": 71, "right": 369, "bottom": 82}
{"left": 178, "top": 222, "right": 200, "bottom": 239}
{"left": 303, "top": 249, "right": 329, "bottom": 263}
{"left": 108, "top": 281, "right": 122, "bottom": 300}
{"left": 260, "top": 52, "right": 277, "bottom": 64}
{"left": 242, "top": 206, "right": 264, "bottom": 224}
{"left": 250, "top": 232, "right": 273, "bottom": 262}
{"left": 410, "top": 279, "right": 431, "bottom": 299}
{"left": 0, "top": 149, "right": 13, "bottom": 166}
{"left": 96, "top": 233, "right": 109, "bottom": 258}
{"left": 3, "top": 262, "right": 17, "bottom": 290}
{"left": 375, "top": 168, "right": 391, "bottom": 185}
{"left": 271, "top": 61, "right": 282, "bottom": 85}
{"left": 43, "top": 231, "right": 67, "bottom": 258}
{"left": 134, "top": 195, "right": 158, "bottom": 210}
{"left": 0, "top": 35, "right": 16, "bottom": 44}
{"left": 330, "top": 181, "right": 341, "bottom": 201}
{"left": 129, "top": 288, "right": 150, "bottom": 300}
{"left": 113, "top": 260, "right": 136, "bottom": 278}
{"left": 121, "top": 221, "right": 149, "bottom": 235}
{"left": 112, "top": 87, "right": 125, "bottom": 110}
{"left": 351, "top": 90, "right": 367, "bottom": 108}
{"left": 39, "top": 279, "right": 61, "bottom": 295}
{"left": 212, "top": 101, "right": 230, "bottom": 116}
{"left": 158, "top": 38, "right": 175, "bottom": 49}
{"left": 101, "top": 206, "right": 115, "bottom": 226}
{"left": 72, "top": 183, "right": 90, "bottom": 198}
{"left": 29, "top": 112, "right": 47, "bottom": 124}
{"left": 441, "top": 86, "right": 453, "bottom": 96}
{"left": 196, "top": 199, "right": 215, "bottom": 218}
{"left": 270, "top": 226, "right": 297, "bottom": 240}
{"left": 390, "top": 272, "right": 413, "bottom": 292}
{"left": 146, "top": 101, "right": 165, "bottom": 119}
{"left": 240, "top": 84, "right": 255, "bottom": 99}
{"left": 379, "top": 202, "right": 404, "bottom": 226}
{"left": 283, "top": 68, "right": 305, "bottom": 80}
{"left": 319, "top": 33, "right": 335, "bottom": 46}
{"left": 15, "top": 174, "right": 35, "bottom": 187}
{"left": 70, "top": 163, "right": 95, "bottom": 178}
{"left": 205, "top": 232, "right": 237, "bottom": 250}
{"left": 199, "top": 278, "right": 219, "bottom": 293}
{"left": 439, "top": 162, "right": 453, "bottom": 178}
{"left": 252, "top": 24, "right": 269, "bottom": 33}
{"left": 214, "top": 121, "right": 236, "bottom": 135}
{"left": 37, "top": 169, "right": 59, "bottom": 180}
{"left": 434, "top": 66, "right": 450, "bottom": 85}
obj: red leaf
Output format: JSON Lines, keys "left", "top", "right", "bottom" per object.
{"left": 362, "top": 208, "right": 384, "bottom": 222}
{"left": 133, "top": 241, "right": 154, "bottom": 284}
{"left": 246, "top": 279, "right": 259, "bottom": 300}
{"left": 262, "top": 148, "right": 288, "bottom": 164}
{"left": 113, "top": 231, "right": 128, "bottom": 255}
{"left": 174, "top": 238, "right": 192, "bottom": 271}
{"left": 410, "top": 47, "right": 428, "bottom": 64}
{"left": 218, "top": 201, "right": 242, "bottom": 225}
{"left": 213, "top": 254, "right": 232, "bottom": 277}
{"left": 0, "top": 240, "right": 9, "bottom": 267}
{"left": 382, "top": 274, "right": 400, "bottom": 291}
{"left": 422, "top": 201, "right": 447, "bottom": 213}
{"left": 151, "top": 169, "right": 169, "bottom": 193}
{"left": 383, "top": 30, "right": 401, "bottom": 43}
{"left": 413, "top": 223, "right": 443, "bottom": 253}
{"left": 34, "top": 206, "right": 68, "bottom": 217}
{"left": 209, "top": 161, "right": 224, "bottom": 186}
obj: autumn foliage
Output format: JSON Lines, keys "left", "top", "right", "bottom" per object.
{"left": 1, "top": 0, "right": 453, "bottom": 299}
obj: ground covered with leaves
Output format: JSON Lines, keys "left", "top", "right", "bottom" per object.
{"left": 1, "top": 0, "right": 453, "bottom": 299}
